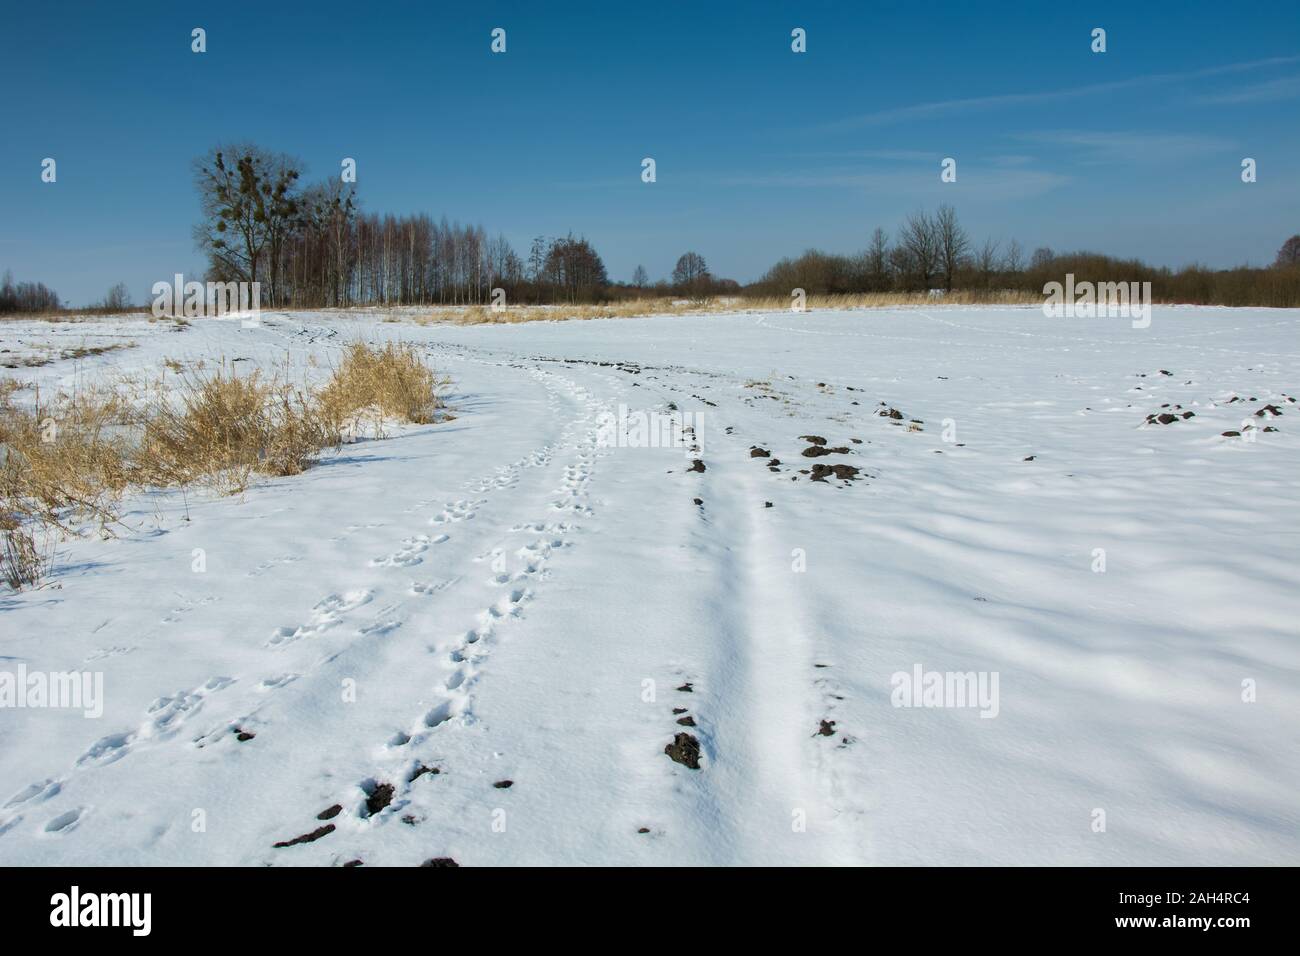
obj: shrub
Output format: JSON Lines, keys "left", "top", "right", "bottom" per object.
{"left": 317, "top": 341, "right": 444, "bottom": 432}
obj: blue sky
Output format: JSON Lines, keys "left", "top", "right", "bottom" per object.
{"left": 2, "top": 0, "right": 1298, "bottom": 306}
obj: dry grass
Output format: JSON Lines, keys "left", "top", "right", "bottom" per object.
{"left": 138, "top": 367, "right": 330, "bottom": 494}
{"left": 317, "top": 341, "right": 446, "bottom": 433}
{"left": 0, "top": 341, "right": 137, "bottom": 369}
{"left": 1, "top": 527, "right": 52, "bottom": 590}
{"left": 405, "top": 291, "right": 1043, "bottom": 327}
{"left": 732, "top": 290, "right": 1044, "bottom": 310}
{"left": 0, "top": 343, "right": 449, "bottom": 587}
{"left": 0, "top": 382, "right": 133, "bottom": 533}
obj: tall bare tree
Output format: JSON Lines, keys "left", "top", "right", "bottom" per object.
{"left": 935, "top": 205, "right": 970, "bottom": 291}
{"left": 899, "top": 211, "right": 939, "bottom": 290}
{"left": 867, "top": 227, "right": 890, "bottom": 290}
{"left": 194, "top": 144, "right": 302, "bottom": 299}
{"left": 976, "top": 238, "right": 1001, "bottom": 288}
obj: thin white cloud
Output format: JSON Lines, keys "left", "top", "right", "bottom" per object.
{"left": 717, "top": 165, "right": 1070, "bottom": 200}
{"left": 1014, "top": 131, "right": 1236, "bottom": 164}
{"left": 819, "top": 56, "right": 1300, "bottom": 130}
{"left": 1197, "top": 74, "right": 1300, "bottom": 104}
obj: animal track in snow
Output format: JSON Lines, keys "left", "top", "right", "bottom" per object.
{"left": 268, "top": 589, "right": 374, "bottom": 647}
{"left": 43, "top": 807, "right": 85, "bottom": 834}
{"left": 73, "top": 676, "right": 235, "bottom": 768}
{"left": 160, "top": 593, "right": 218, "bottom": 624}
{"left": 410, "top": 578, "right": 456, "bottom": 596}
{"left": 370, "top": 535, "right": 437, "bottom": 568}
{"left": 258, "top": 673, "right": 299, "bottom": 691}
{"left": 247, "top": 553, "right": 304, "bottom": 578}
{"left": 4, "top": 779, "right": 61, "bottom": 809}
{"left": 429, "top": 500, "right": 481, "bottom": 525}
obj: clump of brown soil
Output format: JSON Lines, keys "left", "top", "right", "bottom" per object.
{"left": 809, "top": 463, "right": 860, "bottom": 482}
{"left": 664, "top": 732, "right": 702, "bottom": 769}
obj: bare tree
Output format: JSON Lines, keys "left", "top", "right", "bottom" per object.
{"left": 671, "top": 252, "right": 711, "bottom": 301}
{"left": 1275, "top": 235, "right": 1300, "bottom": 267}
{"left": 934, "top": 205, "right": 969, "bottom": 291}
{"left": 867, "top": 228, "right": 890, "bottom": 290}
{"left": 976, "top": 238, "right": 1001, "bottom": 288}
{"left": 1030, "top": 246, "right": 1055, "bottom": 270}
{"left": 632, "top": 265, "right": 649, "bottom": 288}
{"left": 1002, "top": 238, "right": 1024, "bottom": 274}
{"left": 102, "top": 282, "right": 132, "bottom": 310}
{"left": 0, "top": 270, "right": 60, "bottom": 314}
{"left": 193, "top": 144, "right": 301, "bottom": 295}
{"left": 899, "top": 211, "right": 939, "bottom": 290}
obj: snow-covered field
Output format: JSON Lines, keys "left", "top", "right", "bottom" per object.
{"left": 2, "top": 305, "right": 1297, "bottom": 866}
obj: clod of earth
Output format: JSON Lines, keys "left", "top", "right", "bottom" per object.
{"left": 273, "top": 824, "right": 335, "bottom": 848}
{"left": 364, "top": 782, "right": 395, "bottom": 815}
{"left": 234, "top": 727, "right": 255, "bottom": 741}
{"left": 672, "top": 707, "right": 687, "bottom": 714}
{"left": 676, "top": 715, "right": 696, "bottom": 727}
{"left": 493, "top": 780, "right": 514, "bottom": 789}
{"left": 1255, "top": 404, "right": 1283, "bottom": 417}
{"left": 687, "top": 459, "right": 706, "bottom": 473}
{"left": 802, "top": 445, "right": 850, "bottom": 457}
{"left": 764, "top": 501, "right": 773, "bottom": 508}
{"left": 317, "top": 804, "right": 343, "bottom": 821}
{"left": 664, "top": 732, "right": 702, "bottom": 769}
{"left": 677, "top": 682, "right": 693, "bottom": 692}
{"left": 637, "top": 827, "right": 651, "bottom": 834}
{"left": 421, "top": 857, "right": 460, "bottom": 867}
{"left": 409, "top": 764, "right": 440, "bottom": 782}
{"left": 809, "top": 463, "right": 860, "bottom": 482}
{"left": 879, "top": 407, "right": 904, "bottom": 420}
{"left": 1222, "top": 430, "right": 1241, "bottom": 437}
{"left": 343, "top": 859, "right": 363, "bottom": 867}
{"left": 750, "top": 447, "right": 770, "bottom": 457}
{"left": 799, "top": 435, "right": 827, "bottom": 445}
{"left": 817, "top": 720, "right": 837, "bottom": 737}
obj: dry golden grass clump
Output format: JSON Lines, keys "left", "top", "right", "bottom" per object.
{"left": 317, "top": 341, "right": 446, "bottom": 431}
{"left": 138, "top": 367, "right": 330, "bottom": 494}
{"left": 1, "top": 382, "right": 131, "bottom": 587}
{"left": 0, "top": 383, "right": 133, "bottom": 531}
{"left": 0, "top": 343, "right": 449, "bottom": 588}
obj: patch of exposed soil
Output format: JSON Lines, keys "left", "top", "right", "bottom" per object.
{"left": 364, "top": 782, "right": 395, "bottom": 816}
{"left": 664, "top": 732, "right": 702, "bottom": 769}
{"left": 273, "top": 824, "right": 335, "bottom": 848}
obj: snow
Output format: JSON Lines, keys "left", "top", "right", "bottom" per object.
{"left": 1, "top": 305, "right": 1297, "bottom": 865}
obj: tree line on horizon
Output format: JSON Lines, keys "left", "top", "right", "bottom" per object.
{"left": 3, "top": 143, "right": 1300, "bottom": 314}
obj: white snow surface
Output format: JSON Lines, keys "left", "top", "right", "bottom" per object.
{"left": 1, "top": 305, "right": 1297, "bottom": 866}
